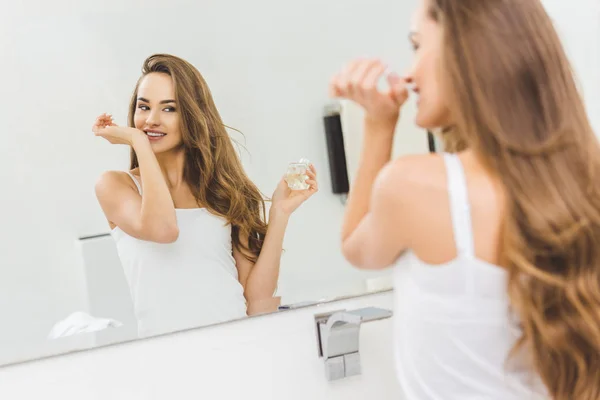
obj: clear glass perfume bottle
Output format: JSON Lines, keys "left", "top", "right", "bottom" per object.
{"left": 285, "top": 158, "right": 310, "bottom": 190}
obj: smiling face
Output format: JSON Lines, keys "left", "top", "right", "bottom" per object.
{"left": 133, "top": 72, "right": 183, "bottom": 153}
{"left": 405, "top": 0, "right": 452, "bottom": 130}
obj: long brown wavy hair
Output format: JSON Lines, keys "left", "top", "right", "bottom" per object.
{"left": 430, "top": 0, "right": 600, "bottom": 398}
{"left": 128, "top": 54, "right": 267, "bottom": 262}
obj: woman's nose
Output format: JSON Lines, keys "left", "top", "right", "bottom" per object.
{"left": 146, "top": 111, "right": 160, "bottom": 126}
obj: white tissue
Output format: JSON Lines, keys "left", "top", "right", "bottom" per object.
{"left": 48, "top": 311, "right": 123, "bottom": 340}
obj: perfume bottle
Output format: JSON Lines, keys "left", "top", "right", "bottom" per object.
{"left": 285, "top": 158, "right": 310, "bottom": 190}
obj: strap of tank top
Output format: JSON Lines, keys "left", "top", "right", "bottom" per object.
{"left": 443, "top": 153, "right": 475, "bottom": 259}
{"left": 125, "top": 171, "right": 143, "bottom": 195}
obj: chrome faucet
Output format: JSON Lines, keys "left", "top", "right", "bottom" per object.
{"left": 314, "top": 307, "right": 392, "bottom": 381}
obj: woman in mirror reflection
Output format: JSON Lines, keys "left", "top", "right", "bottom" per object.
{"left": 333, "top": 0, "right": 600, "bottom": 399}
{"left": 93, "top": 54, "right": 318, "bottom": 338}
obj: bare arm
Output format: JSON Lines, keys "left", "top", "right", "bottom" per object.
{"left": 233, "top": 210, "right": 289, "bottom": 304}
{"left": 341, "top": 154, "right": 413, "bottom": 269}
{"left": 234, "top": 166, "right": 319, "bottom": 304}
{"left": 341, "top": 119, "right": 395, "bottom": 242}
{"left": 330, "top": 59, "right": 411, "bottom": 269}
{"left": 93, "top": 117, "right": 178, "bottom": 243}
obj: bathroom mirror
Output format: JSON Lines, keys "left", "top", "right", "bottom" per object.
{"left": 0, "top": 0, "right": 430, "bottom": 367}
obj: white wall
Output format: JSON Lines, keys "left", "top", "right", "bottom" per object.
{"left": 544, "top": 0, "right": 600, "bottom": 134}
{"left": 0, "top": 0, "right": 420, "bottom": 366}
{"left": 0, "top": 291, "right": 403, "bottom": 400}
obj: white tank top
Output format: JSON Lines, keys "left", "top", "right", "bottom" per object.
{"left": 392, "top": 153, "right": 547, "bottom": 399}
{"left": 111, "top": 172, "right": 247, "bottom": 338}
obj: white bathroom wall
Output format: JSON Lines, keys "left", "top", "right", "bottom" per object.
{"left": 544, "top": 0, "right": 600, "bottom": 134}
{"left": 0, "top": 0, "right": 417, "bottom": 365}
{"left": 0, "top": 291, "right": 403, "bottom": 400}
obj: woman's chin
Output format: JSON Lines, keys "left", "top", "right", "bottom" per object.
{"left": 415, "top": 111, "right": 447, "bottom": 132}
{"left": 415, "top": 116, "right": 437, "bottom": 131}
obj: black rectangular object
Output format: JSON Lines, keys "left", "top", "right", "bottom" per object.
{"left": 323, "top": 113, "right": 350, "bottom": 194}
{"left": 427, "top": 131, "right": 436, "bottom": 152}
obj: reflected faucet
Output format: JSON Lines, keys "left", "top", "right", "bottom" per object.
{"left": 314, "top": 307, "right": 392, "bottom": 381}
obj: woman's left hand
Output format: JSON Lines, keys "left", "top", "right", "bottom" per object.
{"left": 270, "top": 164, "right": 319, "bottom": 217}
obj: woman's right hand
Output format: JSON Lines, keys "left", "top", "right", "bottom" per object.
{"left": 329, "top": 59, "right": 409, "bottom": 129}
{"left": 92, "top": 113, "right": 144, "bottom": 146}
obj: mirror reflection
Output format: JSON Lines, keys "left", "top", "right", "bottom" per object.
{"left": 93, "top": 54, "right": 318, "bottom": 338}
{"left": 0, "top": 0, "right": 430, "bottom": 367}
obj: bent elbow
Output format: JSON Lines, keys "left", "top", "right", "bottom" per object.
{"left": 341, "top": 240, "right": 365, "bottom": 269}
{"left": 156, "top": 224, "right": 179, "bottom": 244}
{"left": 342, "top": 240, "right": 390, "bottom": 270}
{"left": 141, "top": 220, "right": 179, "bottom": 244}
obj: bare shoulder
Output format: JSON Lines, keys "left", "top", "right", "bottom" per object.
{"left": 95, "top": 170, "right": 138, "bottom": 203}
{"left": 376, "top": 152, "right": 505, "bottom": 264}
{"left": 374, "top": 153, "right": 447, "bottom": 206}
